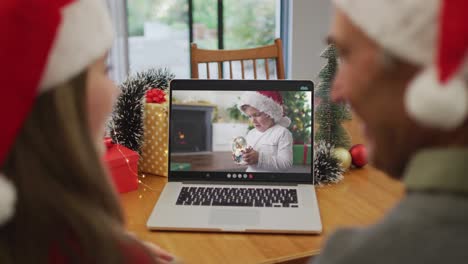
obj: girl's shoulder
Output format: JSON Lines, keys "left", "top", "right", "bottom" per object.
{"left": 271, "top": 124, "right": 292, "bottom": 136}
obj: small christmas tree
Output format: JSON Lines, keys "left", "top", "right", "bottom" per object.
{"left": 315, "top": 44, "right": 352, "bottom": 149}
{"left": 282, "top": 91, "right": 312, "bottom": 143}
{"left": 108, "top": 68, "right": 174, "bottom": 152}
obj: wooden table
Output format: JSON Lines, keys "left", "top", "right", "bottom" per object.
{"left": 121, "top": 166, "right": 404, "bottom": 264}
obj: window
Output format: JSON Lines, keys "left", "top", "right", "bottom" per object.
{"left": 126, "top": 0, "right": 282, "bottom": 78}
{"left": 127, "top": 0, "right": 189, "bottom": 77}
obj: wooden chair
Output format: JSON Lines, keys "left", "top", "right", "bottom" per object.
{"left": 190, "top": 38, "right": 285, "bottom": 80}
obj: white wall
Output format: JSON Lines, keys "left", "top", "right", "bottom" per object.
{"left": 290, "top": 0, "right": 332, "bottom": 81}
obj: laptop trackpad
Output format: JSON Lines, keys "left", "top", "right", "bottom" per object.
{"left": 209, "top": 209, "right": 260, "bottom": 226}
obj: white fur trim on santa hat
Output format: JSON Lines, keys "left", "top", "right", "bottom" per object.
{"left": 332, "top": 0, "right": 438, "bottom": 66}
{"left": 0, "top": 173, "right": 16, "bottom": 226}
{"left": 334, "top": 0, "right": 468, "bottom": 129}
{"left": 238, "top": 91, "right": 291, "bottom": 127}
{"left": 39, "top": 0, "right": 113, "bottom": 91}
{"left": 405, "top": 67, "right": 468, "bottom": 129}
{"left": 277, "top": 116, "right": 291, "bottom": 128}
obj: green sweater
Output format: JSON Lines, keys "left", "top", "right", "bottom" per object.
{"left": 313, "top": 148, "right": 468, "bottom": 264}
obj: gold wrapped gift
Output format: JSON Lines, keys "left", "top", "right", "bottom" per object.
{"left": 139, "top": 103, "right": 169, "bottom": 177}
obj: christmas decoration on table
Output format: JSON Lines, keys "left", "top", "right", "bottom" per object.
{"left": 313, "top": 141, "right": 344, "bottom": 185}
{"left": 139, "top": 87, "right": 171, "bottom": 177}
{"left": 108, "top": 68, "right": 175, "bottom": 153}
{"left": 349, "top": 144, "right": 368, "bottom": 168}
{"left": 103, "top": 137, "right": 139, "bottom": 193}
{"left": 332, "top": 147, "right": 352, "bottom": 171}
{"left": 138, "top": 68, "right": 175, "bottom": 90}
{"left": 232, "top": 136, "right": 248, "bottom": 165}
{"left": 315, "top": 44, "right": 352, "bottom": 149}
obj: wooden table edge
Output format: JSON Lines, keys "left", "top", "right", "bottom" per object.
{"left": 260, "top": 249, "right": 320, "bottom": 264}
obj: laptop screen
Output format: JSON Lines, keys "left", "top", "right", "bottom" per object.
{"left": 168, "top": 80, "right": 313, "bottom": 184}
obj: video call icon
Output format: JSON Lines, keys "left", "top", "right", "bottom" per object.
{"left": 226, "top": 173, "right": 254, "bottom": 179}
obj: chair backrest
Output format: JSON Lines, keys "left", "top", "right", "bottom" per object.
{"left": 190, "top": 38, "right": 285, "bottom": 80}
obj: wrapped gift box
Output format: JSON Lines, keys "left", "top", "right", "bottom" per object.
{"left": 170, "top": 162, "right": 192, "bottom": 171}
{"left": 139, "top": 103, "right": 169, "bottom": 176}
{"left": 104, "top": 142, "right": 139, "bottom": 193}
{"left": 293, "top": 144, "right": 312, "bottom": 165}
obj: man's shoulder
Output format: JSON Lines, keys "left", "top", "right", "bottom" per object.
{"left": 312, "top": 192, "right": 468, "bottom": 264}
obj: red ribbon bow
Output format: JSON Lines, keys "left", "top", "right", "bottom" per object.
{"left": 146, "top": 88, "right": 167, "bottom": 104}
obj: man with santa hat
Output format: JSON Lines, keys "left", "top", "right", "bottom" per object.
{"left": 313, "top": 0, "right": 468, "bottom": 263}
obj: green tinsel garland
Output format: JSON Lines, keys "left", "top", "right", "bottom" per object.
{"left": 108, "top": 68, "right": 174, "bottom": 152}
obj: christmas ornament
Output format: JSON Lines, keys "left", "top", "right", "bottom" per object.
{"left": 313, "top": 141, "right": 344, "bottom": 185}
{"left": 232, "top": 136, "right": 248, "bottom": 165}
{"left": 349, "top": 144, "right": 368, "bottom": 168}
{"left": 109, "top": 68, "right": 174, "bottom": 153}
{"left": 146, "top": 88, "right": 166, "bottom": 104}
{"left": 333, "top": 147, "right": 352, "bottom": 171}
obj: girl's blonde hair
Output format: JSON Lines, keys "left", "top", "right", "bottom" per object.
{"left": 1, "top": 72, "right": 154, "bottom": 263}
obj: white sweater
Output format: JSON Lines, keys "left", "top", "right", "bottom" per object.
{"left": 245, "top": 124, "right": 293, "bottom": 172}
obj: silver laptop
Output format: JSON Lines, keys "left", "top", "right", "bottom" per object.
{"left": 147, "top": 80, "right": 321, "bottom": 234}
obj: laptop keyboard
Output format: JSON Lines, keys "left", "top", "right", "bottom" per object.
{"left": 175, "top": 187, "right": 299, "bottom": 208}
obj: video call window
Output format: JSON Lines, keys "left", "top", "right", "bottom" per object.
{"left": 170, "top": 90, "right": 312, "bottom": 174}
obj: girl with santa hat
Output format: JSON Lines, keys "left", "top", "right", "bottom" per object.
{"left": 0, "top": 1, "right": 176, "bottom": 263}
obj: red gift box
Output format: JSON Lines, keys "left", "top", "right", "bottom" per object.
{"left": 104, "top": 140, "right": 139, "bottom": 193}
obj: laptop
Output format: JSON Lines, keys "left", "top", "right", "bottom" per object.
{"left": 146, "top": 79, "right": 321, "bottom": 234}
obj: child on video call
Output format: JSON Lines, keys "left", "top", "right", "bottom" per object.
{"left": 237, "top": 91, "right": 293, "bottom": 172}
{"left": 0, "top": 1, "right": 177, "bottom": 263}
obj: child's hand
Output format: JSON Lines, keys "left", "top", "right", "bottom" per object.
{"left": 242, "top": 148, "right": 259, "bottom": 165}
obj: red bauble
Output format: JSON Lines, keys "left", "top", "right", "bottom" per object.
{"left": 349, "top": 144, "right": 368, "bottom": 168}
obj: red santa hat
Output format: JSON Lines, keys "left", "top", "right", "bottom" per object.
{"left": 0, "top": 0, "right": 114, "bottom": 225}
{"left": 333, "top": 0, "right": 468, "bottom": 130}
{"left": 238, "top": 91, "right": 292, "bottom": 127}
